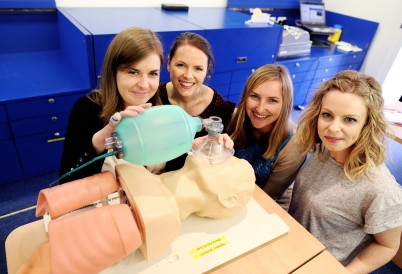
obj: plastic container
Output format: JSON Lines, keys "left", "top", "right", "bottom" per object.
{"left": 109, "top": 105, "right": 203, "bottom": 165}
{"left": 328, "top": 24, "right": 343, "bottom": 43}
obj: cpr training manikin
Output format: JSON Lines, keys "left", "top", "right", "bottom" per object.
{"left": 17, "top": 153, "right": 255, "bottom": 274}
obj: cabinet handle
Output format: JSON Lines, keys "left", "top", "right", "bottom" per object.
{"left": 51, "top": 116, "right": 58, "bottom": 122}
{"left": 292, "top": 74, "right": 296, "bottom": 79}
{"left": 329, "top": 58, "right": 333, "bottom": 62}
{"left": 296, "top": 62, "right": 300, "bottom": 67}
{"left": 48, "top": 98, "right": 55, "bottom": 104}
{"left": 251, "top": 69, "right": 255, "bottom": 73}
{"left": 47, "top": 132, "right": 65, "bottom": 143}
{"left": 236, "top": 56, "right": 247, "bottom": 63}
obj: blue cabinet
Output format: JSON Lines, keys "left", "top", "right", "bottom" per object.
{"left": 276, "top": 57, "right": 318, "bottom": 107}
{"left": 0, "top": 7, "right": 93, "bottom": 184}
{"left": 60, "top": 7, "right": 205, "bottom": 84}
{"left": 62, "top": 8, "right": 283, "bottom": 106}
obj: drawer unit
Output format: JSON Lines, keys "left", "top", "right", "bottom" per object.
{"left": 6, "top": 93, "right": 83, "bottom": 121}
{"left": 316, "top": 54, "right": 344, "bottom": 69}
{"left": 293, "top": 81, "right": 312, "bottom": 106}
{"left": 15, "top": 129, "right": 66, "bottom": 175}
{"left": 209, "top": 72, "right": 232, "bottom": 98}
{"left": 5, "top": 93, "right": 85, "bottom": 179}
{"left": 0, "top": 106, "right": 10, "bottom": 141}
{"left": 10, "top": 111, "right": 70, "bottom": 138}
{"left": 229, "top": 68, "right": 256, "bottom": 104}
{"left": 313, "top": 66, "right": 340, "bottom": 81}
{"left": 0, "top": 140, "right": 23, "bottom": 185}
{"left": 276, "top": 58, "right": 318, "bottom": 107}
{"left": 0, "top": 122, "right": 11, "bottom": 140}
{"left": 0, "top": 105, "right": 6, "bottom": 122}
{"left": 277, "top": 58, "right": 318, "bottom": 74}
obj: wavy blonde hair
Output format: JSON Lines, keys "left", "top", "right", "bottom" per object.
{"left": 228, "top": 64, "right": 293, "bottom": 158}
{"left": 296, "top": 70, "right": 388, "bottom": 181}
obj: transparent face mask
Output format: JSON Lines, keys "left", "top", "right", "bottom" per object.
{"left": 190, "top": 116, "right": 234, "bottom": 165}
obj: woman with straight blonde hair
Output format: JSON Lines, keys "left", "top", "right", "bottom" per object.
{"left": 228, "top": 64, "right": 305, "bottom": 208}
{"left": 289, "top": 70, "right": 402, "bottom": 273}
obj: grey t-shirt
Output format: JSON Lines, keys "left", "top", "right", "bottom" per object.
{"left": 289, "top": 150, "right": 402, "bottom": 265}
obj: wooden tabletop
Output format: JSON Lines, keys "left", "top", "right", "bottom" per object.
{"left": 293, "top": 251, "right": 349, "bottom": 274}
{"left": 209, "top": 187, "right": 326, "bottom": 274}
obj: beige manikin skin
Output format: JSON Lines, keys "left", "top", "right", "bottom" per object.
{"left": 16, "top": 155, "right": 255, "bottom": 274}
{"left": 116, "top": 154, "right": 255, "bottom": 261}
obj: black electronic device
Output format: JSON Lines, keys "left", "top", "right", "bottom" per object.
{"left": 161, "top": 3, "right": 189, "bottom": 11}
{"left": 300, "top": 1, "right": 335, "bottom": 35}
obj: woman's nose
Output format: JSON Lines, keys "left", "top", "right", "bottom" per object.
{"left": 328, "top": 119, "right": 341, "bottom": 132}
{"left": 183, "top": 68, "right": 193, "bottom": 79}
{"left": 256, "top": 102, "right": 265, "bottom": 113}
{"left": 137, "top": 75, "right": 149, "bottom": 88}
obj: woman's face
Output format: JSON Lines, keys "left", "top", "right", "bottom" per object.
{"left": 168, "top": 44, "right": 208, "bottom": 98}
{"left": 116, "top": 53, "right": 161, "bottom": 108}
{"left": 245, "top": 80, "right": 283, "bottom": 135}
{"left": 317, "top": 89, "right": 367, "bottom": 163}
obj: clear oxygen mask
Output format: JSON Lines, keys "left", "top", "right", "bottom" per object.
{"left": 190, "top": 116, "right": 234, "bottom": 165}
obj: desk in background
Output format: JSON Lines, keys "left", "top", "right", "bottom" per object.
{"left": 385, "top": 101, "right": 402, "bottom": 144}
{"left": 6, "top": 187, "right": 347, "bottom": 274}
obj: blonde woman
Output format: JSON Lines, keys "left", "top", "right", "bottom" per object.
{"left": 289, "top": 70, "right": 402, "bottom": 273}
{"left": 228, "top": 64, "right": 305, "bottom": 207}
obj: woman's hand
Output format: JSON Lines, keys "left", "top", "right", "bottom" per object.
{"left": 92, "top": 103, "right": 152, "bottom": 154}
{"left": 192, "top": 133, "right": 234, "bottom": 150}
{"left": 118, "top": 103, "right": 152, "bottom": 120}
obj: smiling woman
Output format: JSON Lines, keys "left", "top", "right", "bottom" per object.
{"left": 227, "top": 64, "right": 306, "bottom": 208}
{"left": 158, "top": 32, "right": 236, "bottom": 172}
{"left": 289, "top": 70, "right": 402, "bottom": 273}
{"left": 58, "top": 27, "right": 164, "bottom": 183}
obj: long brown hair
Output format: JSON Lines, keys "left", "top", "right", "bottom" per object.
{"left": 296, "top": 70, "right": 388, "bottom": 181}
{"left": 228, "top": 64, "right": 293, "bottom": 158}
{"left": 91, "top": 27, "right": 164, "bottom": 124}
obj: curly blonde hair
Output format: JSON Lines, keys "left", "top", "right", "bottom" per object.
{"left": 296, "top": 70, "right": 388, "bottom": 181}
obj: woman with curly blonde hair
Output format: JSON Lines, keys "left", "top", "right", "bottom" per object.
{"left": 289, "top": 70, "right": 402, "bottom": 273}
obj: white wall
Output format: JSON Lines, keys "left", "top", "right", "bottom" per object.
{"left": 325, "top": 0, "right": 402, "bottom": 103}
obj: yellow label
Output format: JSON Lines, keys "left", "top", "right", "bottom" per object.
{"left": 189, "top": 236, "right": 229, "bottom": 260}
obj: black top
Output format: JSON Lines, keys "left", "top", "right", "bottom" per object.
{"left": 158, "top": 83, "right": 236, "bottom": 171}
{"left": 59, "top": 94, "right": 105, "bottom": 183}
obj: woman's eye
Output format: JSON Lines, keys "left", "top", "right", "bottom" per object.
{"left": 176, "top": 63, "right": 184, "bottom": 68}
{"left": 345, "top": 117, "right": 357, "bottom": 123}
{"left": 195, "top": 67, "right": 204, "bottom": 72}
{"left": 128, "top": 70, "right": 139, "bottom": 75}
{"left": 250, "top": 94, "right": 258, "bottom": 100}
{"left": 150, "top": 71, "right": 160, "bottom": 77}
{"left": 322, "top": 112, "right": 331, "bottom": 119}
